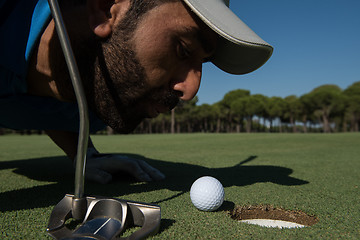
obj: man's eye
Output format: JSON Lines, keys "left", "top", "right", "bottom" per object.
{"left": 177, "top": 41, "right": 191, "bottom": 60}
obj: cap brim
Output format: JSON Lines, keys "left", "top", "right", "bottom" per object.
{"left": 182, "top": 0, "right": 273, "bottom": 75}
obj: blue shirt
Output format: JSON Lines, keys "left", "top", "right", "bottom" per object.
{"left": 0, "top": 0, "right": 105, "bottom": 132}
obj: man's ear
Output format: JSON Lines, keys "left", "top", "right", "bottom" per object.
{"left": 87, "top": 0, "right": 130, "bottom": 38}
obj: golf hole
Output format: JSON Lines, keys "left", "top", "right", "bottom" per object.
{"left": 230, "top": 205, "right": 318, "bottom": 229}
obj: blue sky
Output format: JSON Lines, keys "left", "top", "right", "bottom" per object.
{"left": 197, "top": 0, "right": 360, "bottom": 105}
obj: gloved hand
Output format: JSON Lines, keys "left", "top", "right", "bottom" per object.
{"left": 83, "top": 147, "right": 165, "bottom": 184}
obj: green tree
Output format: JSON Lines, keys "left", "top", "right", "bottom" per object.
{"left": 189, "top": 104, "right": 215, "bottom": 132}
{"left": 175, "top": 97, "right": 198, "bottom": 132}
{"left": 265, "top": 96, "right": 286, "bottom": 132}
{"left": 252, "top": 94, "right": 268, "bottom": 132}
{"left": 298, "top": 93, "right": 313, "bottom": 133}
{"left": 231, "top": 95, "right": 264, "bottom": 133}
{"left": 343, "top": 81, "right": 360, "bottom": 132}
{"left": 220, "top": 89, "right": 250, "bottom": 132}
{"left": 307, "top": 85, "right": 343, "bottom": 133}
{"left": 230, "top": 99, "right": 245, "bottom": 132}
{"left": 283, "top": 95, "right": 301, "bottom": 132}
{"left": 212, "top": 102, "right": 226, "bottom": 133}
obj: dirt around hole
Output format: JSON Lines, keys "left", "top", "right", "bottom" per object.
{"left": 230, "top": 205, "right": 318, "bottom": 226}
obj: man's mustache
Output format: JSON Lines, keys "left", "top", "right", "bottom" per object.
{"left": 156, "top": 90, "right": 181, "bottom": 111}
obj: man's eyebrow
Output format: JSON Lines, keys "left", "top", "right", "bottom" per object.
{"left": 178, "top": 26, "right": 217, "bottom": 55}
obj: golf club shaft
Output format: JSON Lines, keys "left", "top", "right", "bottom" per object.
{"left": 47, "top": 0, "right": 89, "bottom": 200}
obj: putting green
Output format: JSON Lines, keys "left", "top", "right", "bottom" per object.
{"left": 0, "top": 133, "right": 359, "bottom": 239}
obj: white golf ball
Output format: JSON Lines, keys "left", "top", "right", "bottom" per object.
{"left": 190, "top": 176, "right": 225, "bottom": 211}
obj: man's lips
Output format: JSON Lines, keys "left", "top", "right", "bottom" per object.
{"left": 143, "top": 90, "right": 181, "bottom": 118}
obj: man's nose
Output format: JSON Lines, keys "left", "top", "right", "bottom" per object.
{"left": 173, "top": 66, "right": 202, "bottom": 101}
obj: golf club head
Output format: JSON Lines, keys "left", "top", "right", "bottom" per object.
{"left": 47, "top": 194, "right": 161, "bottom": 240}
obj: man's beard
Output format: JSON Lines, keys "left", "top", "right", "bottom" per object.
{"left": 54, "top": 14, "right": 179, "bottom": 133}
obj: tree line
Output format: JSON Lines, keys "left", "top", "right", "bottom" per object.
{"left": 1, "top": 81, "right": 359, "bottom": 135}
{"left": 133, "top": 81, "right": 360, "bottom": 134}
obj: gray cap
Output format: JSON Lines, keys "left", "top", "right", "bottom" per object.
{"left": 182, "top": 0, "right": 273, "bottom": 75}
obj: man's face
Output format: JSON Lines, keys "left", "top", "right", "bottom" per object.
{"left": 85, "top": 1, "right": 217, "bottom": 133}
{"left": 131, "top": 1, "right": 217, "bottom": 117}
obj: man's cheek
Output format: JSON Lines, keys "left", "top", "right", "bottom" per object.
{"left": 143, "top": 68, "right": 170, "bottom": 90}
{"left": 143, "top": 53, "right": 178, "bottom": 90}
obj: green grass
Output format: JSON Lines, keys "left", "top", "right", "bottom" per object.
{"left": 1, "top": 133, "right": 360, "bottom": 239}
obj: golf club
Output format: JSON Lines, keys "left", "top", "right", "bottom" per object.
{"left": 46, "top": 0, "right": 161, "bottom": 239}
